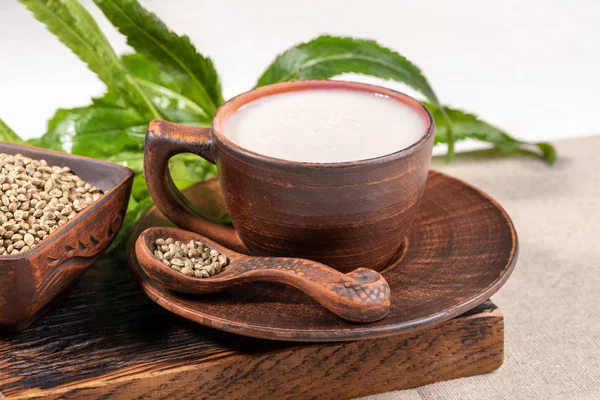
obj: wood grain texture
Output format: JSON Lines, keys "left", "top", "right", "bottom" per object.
{"left": 0, "top": 247, "right": 503, "bottom": 400}
{"left": 129, "top": 171, "right": 517, "bottom": 341}
{"left": 0, "top": 142, "right": 134, "bottom": 332}
{"left": 145, "top": 80, "right": 435, "bottom": 273}
{"left": 136, "top": 226, "right": 391, "bottom": 323}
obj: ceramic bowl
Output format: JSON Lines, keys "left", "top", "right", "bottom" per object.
{"left": 0, "top": 142, "right": 133, "bottom": 331}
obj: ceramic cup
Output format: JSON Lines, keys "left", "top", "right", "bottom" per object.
{"left": 144, "top": 80, "right": 434, "bottom": 273}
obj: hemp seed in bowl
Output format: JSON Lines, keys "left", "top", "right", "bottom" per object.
{"left": 0, "top": 153, "right": 102, "bottom": 255}
{"left": 153, "top": 238, "right": 229, "bottom": 278}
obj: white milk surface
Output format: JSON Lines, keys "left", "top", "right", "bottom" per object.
{"left": 224, "top": 89, "right": 426, "bottom": 163}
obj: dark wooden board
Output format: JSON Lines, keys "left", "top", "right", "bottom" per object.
{"left": 0, "top": 170, "right": 511, "bottom": 398}
{"left": 0, "top": 251, "right": 503, "bottom": 399}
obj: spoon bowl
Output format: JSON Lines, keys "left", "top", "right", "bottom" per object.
{"left": 136, "top": 227, "right": 391, "bottom": 323}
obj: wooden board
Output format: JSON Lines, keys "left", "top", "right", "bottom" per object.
{"left": 0, "top": 253, "right": 504, "bottom": 399}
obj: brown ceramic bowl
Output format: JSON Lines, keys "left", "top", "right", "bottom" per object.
{"left": 0, "top": 142, "right": 133, "bottom": 332}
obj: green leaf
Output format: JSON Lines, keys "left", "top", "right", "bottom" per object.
{"left": 535, "top": 143, "right": 557, "bottom": 165}
{"left": 92, "top": 90, "right": 129, "bottom": 108}
{"left": 19, "top": 0, "right": 160, "bottom": 119}
{"left": 0, "top": 119, "right": 25, "bottom": 143}
{"left": 169, "top": 153, "right": 217, "bottom": 186}
{"left": 426, "top": 103, "right": 557, "bottom": 165}
{"left": 258, "top": 36, "right": 439, "bottom": 104}
{"left": 91, "top": 54, "right": 213, "bottom": 126}
{"left": 93, "top": 0, "right": 223, "bottom": 116}
{"left": 130, "top": 172, "right": 150, "bottom": 200}
{"left": 122, "top": 54, "right": 212, "bottom": 124}
{"left": 218, "top": 212, "right": 232, "bottom": 223}
{"left": 35, "top": 105, "right": 147, "bottom": 159}
{"left": 108, "top": 151, "right": 144, "bottom": 174}
{"left": 257, "top": 35, "right": 455, "bottom": 159}
{"left": 108, "top": 188, "right": 154, "bottom": 252}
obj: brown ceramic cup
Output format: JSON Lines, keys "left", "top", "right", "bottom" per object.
{"left": 144, "top": 80, "right": 434, "bottom": 273}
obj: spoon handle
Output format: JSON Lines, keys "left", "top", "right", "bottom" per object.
{"left": 233, "top": 257, "right": 391, "bottom": 323}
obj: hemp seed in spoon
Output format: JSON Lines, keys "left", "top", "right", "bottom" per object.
{"left": 0, "top": 153, "right": 102, "bottom": 255}
{"left": 153, "top": 238, "right": 229, "bottom": 278}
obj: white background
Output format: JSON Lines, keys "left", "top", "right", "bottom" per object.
{"left": 0, "top": 0, "right": 599, "bottom": 144}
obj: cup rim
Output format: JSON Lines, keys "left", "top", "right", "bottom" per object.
{"left": 212, "top": 80, "right": 435, "bottom": 168}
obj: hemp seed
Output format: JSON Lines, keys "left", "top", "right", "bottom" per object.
{"left": 0, "top": 153, "right": 103, "bottom": 256}
{"left": 152, "top": 237, "right": 229, "bottom": 278}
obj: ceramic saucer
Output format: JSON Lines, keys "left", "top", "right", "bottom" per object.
{"left": 127, "top": 170, "right": 517, "bottom": 342}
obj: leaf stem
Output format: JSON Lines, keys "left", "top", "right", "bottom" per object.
{"left": 438, "top": 107, "right": 455, "bottom": 162}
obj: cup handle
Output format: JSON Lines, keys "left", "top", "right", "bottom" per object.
{"left": 144, "top": 120, "right": 248, "bottom": 253}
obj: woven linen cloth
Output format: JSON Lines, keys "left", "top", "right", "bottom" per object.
{"left": 359, "top": 136, "right": 600, "bottom": 400}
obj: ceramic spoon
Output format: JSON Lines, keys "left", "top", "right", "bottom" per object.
{"left": 135, "top": 227, "right": 391, "bottom": 323}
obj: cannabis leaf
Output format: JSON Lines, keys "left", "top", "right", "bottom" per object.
{"left": 257, "top": 36, "right": 457, "bottom": 159}
{"left": 426, "top": 103, "right": 556, "bottom": 165}
{"left": 93, "top": 0, "right": 223, "bottom": 115}
{"left": 257, "top": 36, "right": 439, "bottom": 104}
{"left": 19, "top": 0, "right": 161, "bottom": 119}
